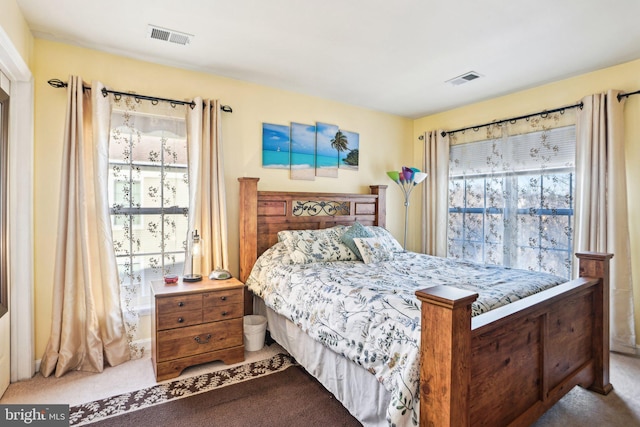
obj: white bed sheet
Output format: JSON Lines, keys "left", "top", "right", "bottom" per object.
{"left": 255, "top": 298, "right": 389, "bottom": 427}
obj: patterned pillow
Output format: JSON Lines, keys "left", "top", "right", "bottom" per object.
{"left": 341, "top": 222, "right": 374, "bottom": 260}
{"left": 365, "top": 226, "right": 404, "bottom": 252}
{"left": 278, "top": 227, "right": 358, "bottom": 264}
{"left": 277, "top": 225, "right": 347, "bottom": 244}
{"left": 353, "top": 237, "right": 395, "bottom": 264}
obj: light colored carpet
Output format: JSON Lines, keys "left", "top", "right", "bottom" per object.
{"left": 0, "top": 343, "right": 286, "bottom": 406}
{"left": 533, "top": 352, "right": 640, "bottom": 426}
{"left": 2, "top": 348, "right": 639, "bottom": 426}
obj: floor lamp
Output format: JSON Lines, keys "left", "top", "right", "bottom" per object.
{"left": 386, "top": 166, "right": 428, "bottom": 250}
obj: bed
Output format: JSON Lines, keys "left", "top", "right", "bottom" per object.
{"left": 237, "top": 177, "right": 613, "bottom": 427}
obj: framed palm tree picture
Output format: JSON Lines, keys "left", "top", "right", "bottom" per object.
{"left": 315, "top": 122, "right": 339, "bottom": 178}
{"left": 339, "top": 130, "right": 359, "bottom": 170}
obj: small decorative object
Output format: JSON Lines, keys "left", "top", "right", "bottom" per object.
{"left": 386, "top": 166, "right": 428, "bottom": 250}
{"left": 163, "top": 274, "right": 179, "bottom": 284}
{"left": 209, "top": 269, "right": 232, "bottom": 280}
{"left": 183, "top": 229, "right": 203, "bottom": 282}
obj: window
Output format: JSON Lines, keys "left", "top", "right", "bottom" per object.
{"left": 448, "top": 125, "right": 575, "bottom": 279}
{"left": 112, "top": 180, "right": 142, "bottom": 228}
{"left": 108, "top": 106, "right": 189, "bottom": 311}
{"left": 0, "top": 86, "right": 7, "bottom": 319}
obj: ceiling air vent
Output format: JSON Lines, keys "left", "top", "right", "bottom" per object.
{"left": 446, "top": 71, "right": 483, "bottom": 86}
{"left": 147, "top": 25, "right": 193, "bottom": 46}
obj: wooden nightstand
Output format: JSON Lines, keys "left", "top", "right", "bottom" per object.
{"left": 150, "top": 277, "right": 245, "bottom": 381}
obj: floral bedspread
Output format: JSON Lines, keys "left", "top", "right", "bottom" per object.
{"left": 245, "top": 243, "right": 564, "bottom": 427}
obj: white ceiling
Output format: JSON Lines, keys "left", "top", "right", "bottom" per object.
{"left": 16, "top": 0, "right": 640, "bottom": 118}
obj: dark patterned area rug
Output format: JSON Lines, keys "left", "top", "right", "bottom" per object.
{"left": 70, "top": 353, "right": 299, "bottom": 426}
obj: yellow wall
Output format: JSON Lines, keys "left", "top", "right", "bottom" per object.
{"left": 0, "top": 0, "right": 33, "bottom": 66}
{"left": 31, "top": 39, "right": 413, "bottom": 358}
{"left": 26, "top": 34, "right": 640, "bottom": 357}
{"left": 414, "top": 59, "right": 640, "bottom": 345}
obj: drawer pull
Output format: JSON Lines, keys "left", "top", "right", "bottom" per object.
{"left": 177, "top": 317, "right": 184, "bottom": 323}
{"left": 221, "top": 311, "right": 228, "bottom": 316}
{"left": 178, "top": 301, "right": 184, "bottom": 307}
{"left": 220, "top": 296, "right": 227, "bottom": 301}
{"left": 194, "top": 334, "right": 212, "bottom": 344}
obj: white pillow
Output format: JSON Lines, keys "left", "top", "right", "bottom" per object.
{"left": 365, "top": 226, "right": 404, "bottom": 252}
{"left": 353, "top": 237, "right": 395, "bottom": 264}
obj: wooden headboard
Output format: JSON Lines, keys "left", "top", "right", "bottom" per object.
{"left": 238, "top": 177, "right": 387, "bottom": 287}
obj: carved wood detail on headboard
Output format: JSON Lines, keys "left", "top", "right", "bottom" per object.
{"left": 238, "top": 177, "right": 387, "bottom": 313}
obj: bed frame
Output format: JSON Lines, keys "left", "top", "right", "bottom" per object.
{"left": 237, "top": 177, "right": 612, "bottom": 426}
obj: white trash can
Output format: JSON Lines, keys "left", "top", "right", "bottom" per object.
{"left": 243, "top": 315, "right": 267, "bottom": 351}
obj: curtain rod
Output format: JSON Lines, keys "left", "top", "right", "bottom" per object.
{"left": 47, "top": 79, "right": 233, "bottom": 113}
{"left": 436, "top": 89, "right": 640, "bottom": 138}
{"left": 437, "top": 102, "right": 583, "bottom": 138}
{"left": 618, "top": 89, "right": 640, "bottom": 101}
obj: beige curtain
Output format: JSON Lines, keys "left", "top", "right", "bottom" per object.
{"left": 40, "top": 77, "right": 130, "bottom": 377}
{"left": 420, "top": 130, "right": 449, "bottom": 256}
{"left": 185, "top": 98, "right": 228, "bottom": 275}
{"left": 575, "top": 90, "right": 637, "bottom": 354}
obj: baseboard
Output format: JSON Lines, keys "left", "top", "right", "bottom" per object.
{"left": 611, "top": 343, "right": 640, "bottom": 357}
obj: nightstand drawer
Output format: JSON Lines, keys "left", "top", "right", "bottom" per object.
{"left": 156, "top": 318, "right": 243, "bottom": 361}
{"left": 157, "top": 294, "right": 202, "bottom": 314}
{"left": 157, "top": 308, "right": 203, "bottom": 331}
{"left": 202, "top": 288, "right": 243, "bottom": 308}
{"left": 203, "top": 302, "right": 243, "bottom": 323}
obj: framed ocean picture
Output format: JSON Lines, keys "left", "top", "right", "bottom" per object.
{"left": 290, "top": 122, "right": 316, "bottom": 180}
{"left": 262, "top": 123, "right": 290, "bottom": 169}
{"left": 315, "top": 122, "right": 339, "bottom": 178}
{"left": 339, "top": 130, "right": 359, "bottom": 170}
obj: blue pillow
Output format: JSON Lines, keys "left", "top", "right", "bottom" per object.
{"left": 341, "top": 222, "right": 374, "bottom": 260}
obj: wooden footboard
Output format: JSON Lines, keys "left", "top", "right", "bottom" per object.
{"left": 415, "top": 252, "right": 613, "bottom": 426}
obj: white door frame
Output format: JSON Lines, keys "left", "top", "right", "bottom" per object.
{"left": 0, "top": 68, "right": 10, "bottom": 395}
{"left": 0, "top": 26, "right": 35, "bottom": 383}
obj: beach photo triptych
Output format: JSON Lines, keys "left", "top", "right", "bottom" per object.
{"left": 262, "top": 122, "right": 359, "bottom": 180}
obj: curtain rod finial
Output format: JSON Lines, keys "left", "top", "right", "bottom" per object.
{"left": 48, "top": 79, "right": 67, "bottom": 88}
